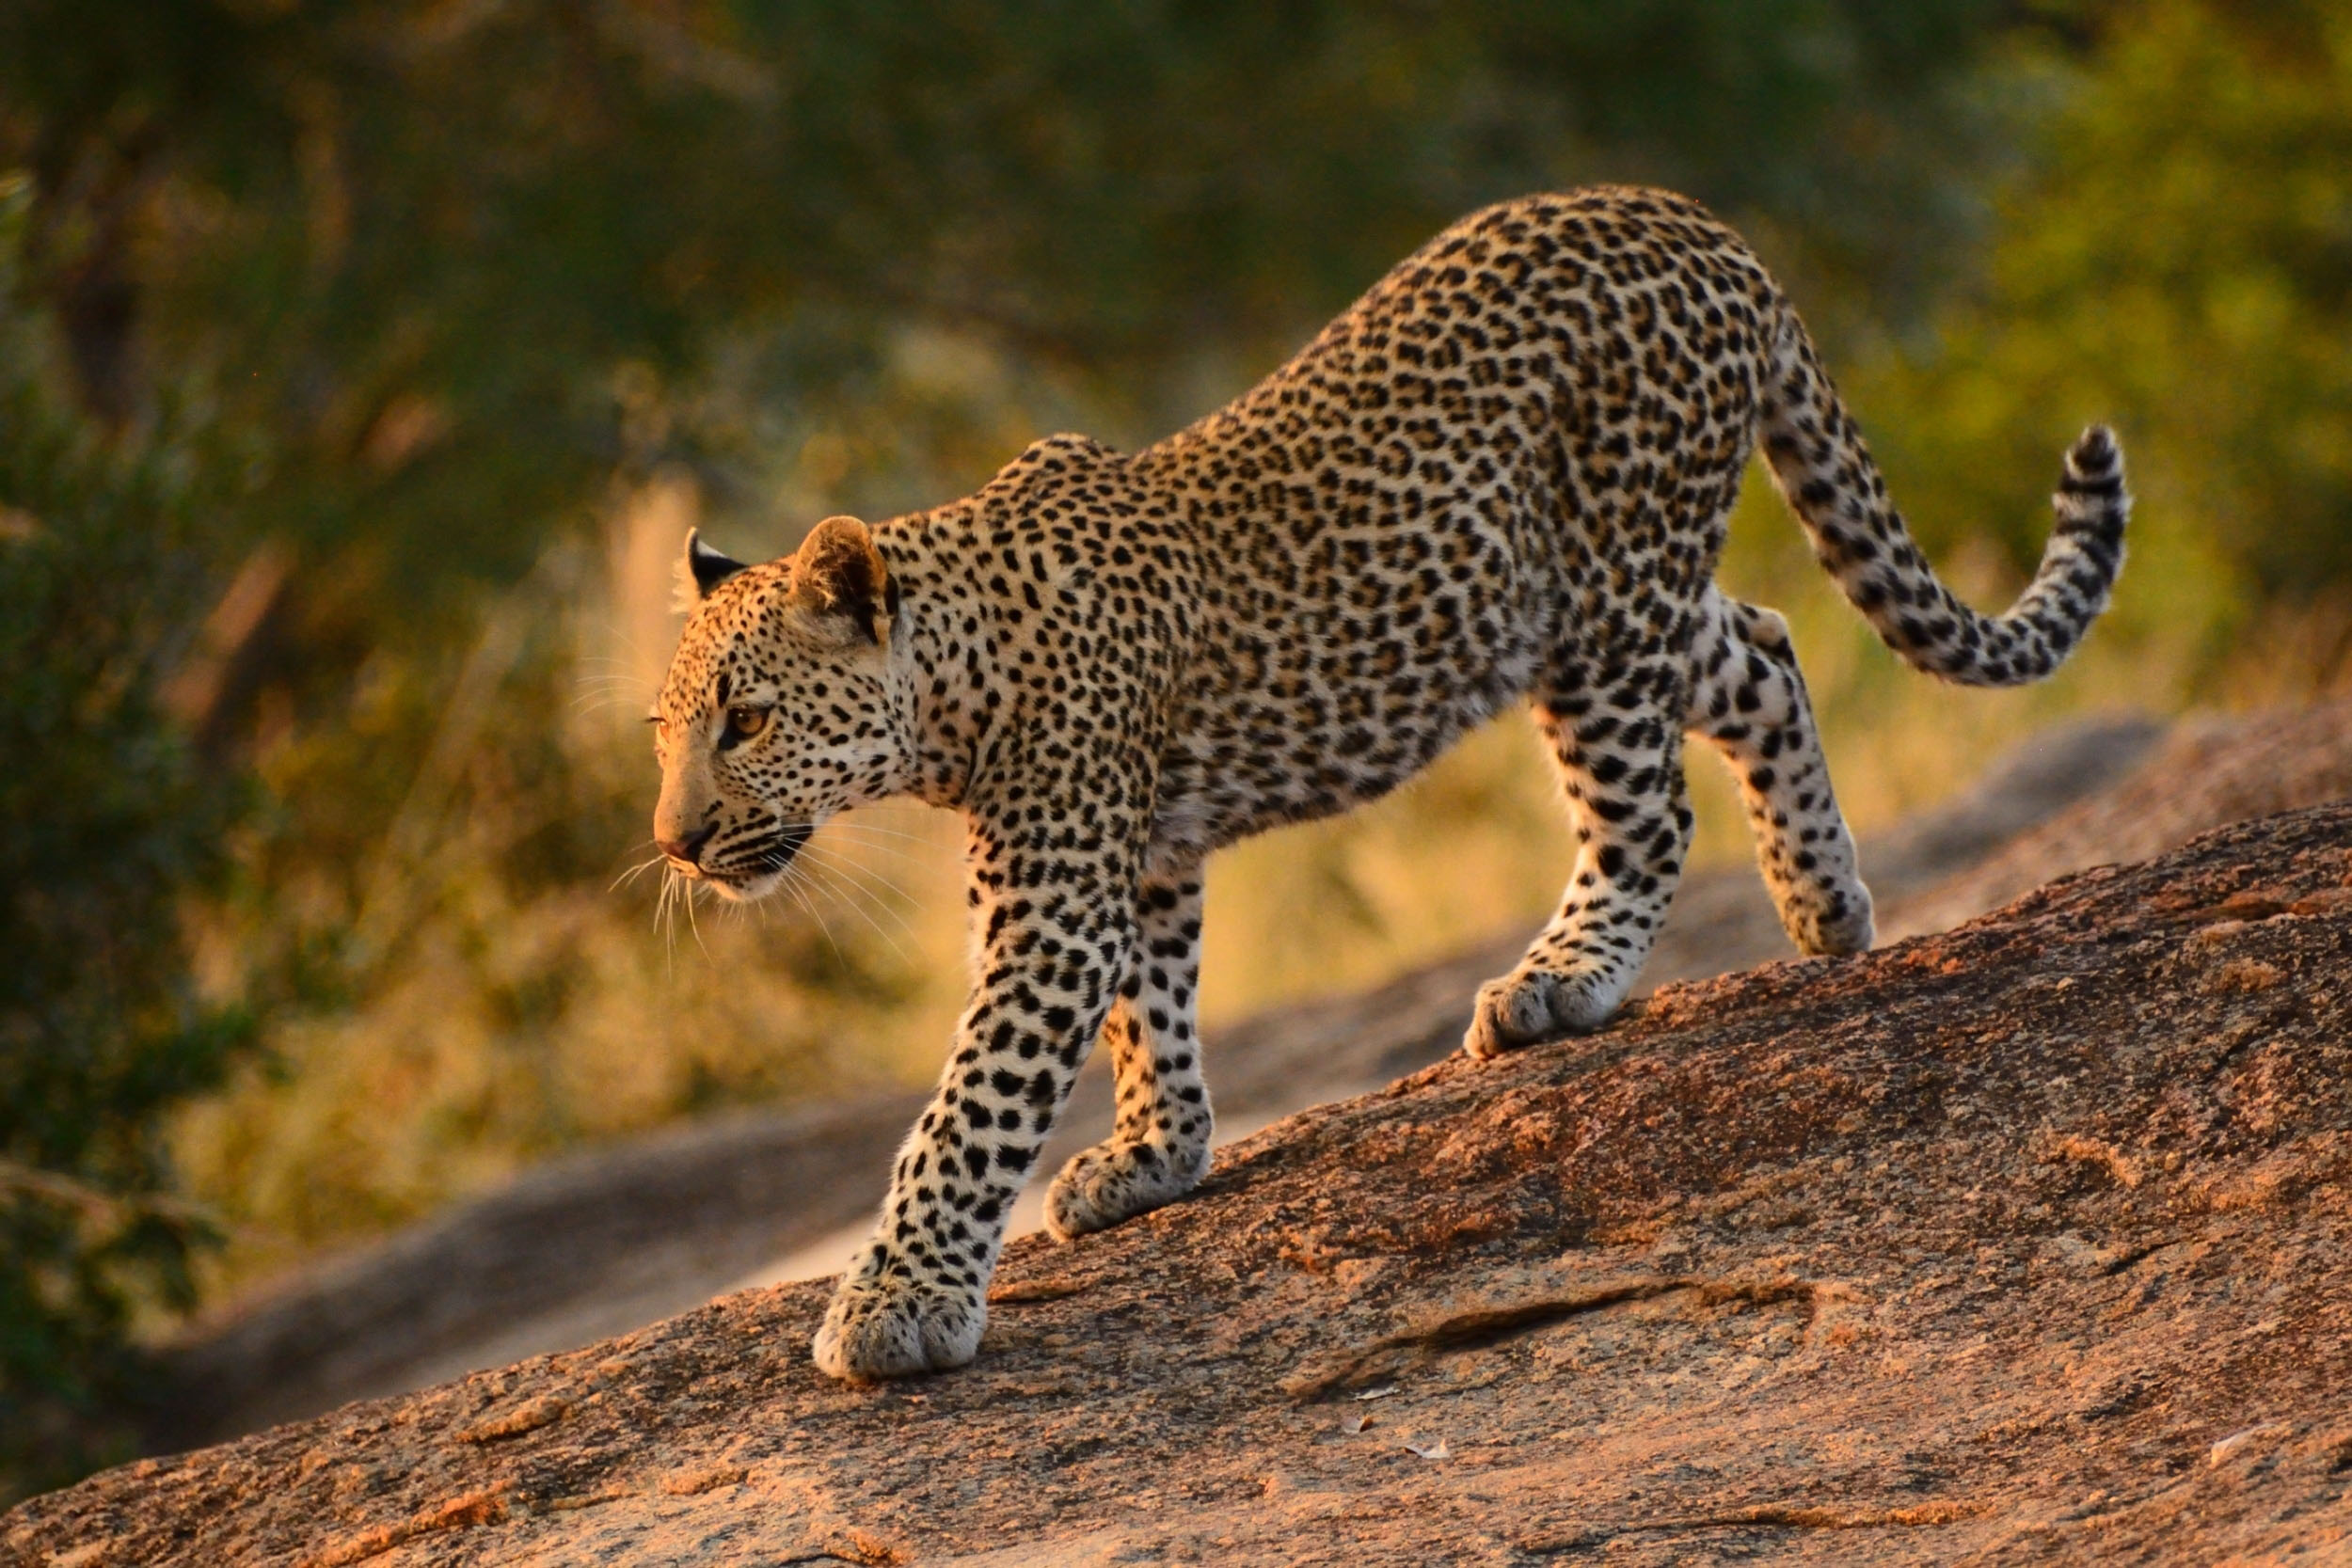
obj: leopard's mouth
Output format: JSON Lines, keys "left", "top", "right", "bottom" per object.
{"left": 698, "top": 825, "right": 813, "bottom": 902}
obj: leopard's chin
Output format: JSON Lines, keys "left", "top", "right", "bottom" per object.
{"left": 701, "top": 868, "right": 781, "bottom": 903}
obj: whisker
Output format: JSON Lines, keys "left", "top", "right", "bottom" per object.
{"left": 794, "top": 859, "right": 914, "bottom": 965}
{"left": 804, "top": 829, "right": 938, "bottom": 870}
{"left": 656, "top": 868, "right": 680, "bottom": 978}
{"left": 583, "top": 623, "right": 669, "bottom": 667}
{"left": 777, "top": 864, "right": 848, "bottom": 966}
{"left": 796, "top": 833, "right": 913, "bottom": 884}
{"left": 682, "top": 877, "right": 713, "bottom": 960}
{"left": 574, "top": 693, "right": 657, "bottom": 716}
{"left": 611, "top": 853, "right": 667, "bottom": 892}
{"left": 795, "top": 843, "right": 923, "bottom": 934}
{"left": 705, "top": 831, "right": 910, "bottom": 904}
{"left": 817, "top": 819, "right": 947, "bottom": 846}
{"left": 795, "top": 861, "right": 917, "bottom": 949}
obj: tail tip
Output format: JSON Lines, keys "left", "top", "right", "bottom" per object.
{"left": 2058, "top": 425, "right": 2128, "bottom": 517}
{"left": 2066, "top": 424, "right": 2123, "bottom": 483}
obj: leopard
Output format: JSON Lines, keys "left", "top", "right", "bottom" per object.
{"left": 647, "top": 185, "right": 2128, "bottom": 1383}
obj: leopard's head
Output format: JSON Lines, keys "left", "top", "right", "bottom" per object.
{"left": 650, "top": 515, "right": 905, "bottom": 901}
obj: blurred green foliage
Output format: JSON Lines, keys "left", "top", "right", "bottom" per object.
{"left": 1, "top": 0, "right": 2009, "bottom": 598}
{"left": 3, "top": 0, "right": 2350, "bottom": 1502}
{"left": 1866, "top": 0, "right": 2352, "bottom": 650}
{"left": 0, "top": 182, "right": 253, "bottom": 1496}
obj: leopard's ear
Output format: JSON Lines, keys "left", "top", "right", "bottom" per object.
{"left": 675, "top": 529, "right": 748, "bottom": 610}
{"left": 788, "top": 515, "right": 895, "bottom": 646}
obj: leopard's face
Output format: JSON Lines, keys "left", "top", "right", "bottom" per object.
{"left": 651, "top": 519, "right": 902, "bottom": 902}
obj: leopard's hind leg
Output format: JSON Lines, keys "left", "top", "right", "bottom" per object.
{"left": 1464, "top": 651, "right": 1696, "bottom": 1060}
{"left": 1044, "top": 867, "right": 1214, "bottom": 1239}
{"left": 1685, "top": 588, "right": 1873, "bottom": 956}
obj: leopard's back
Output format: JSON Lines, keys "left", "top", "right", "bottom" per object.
{"left": 1133, "top": 188, "right": 1786, "bottom": 857}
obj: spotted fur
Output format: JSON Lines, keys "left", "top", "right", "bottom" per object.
{"left": 649, "top": 186, "right": 2128, "bottom": 1382}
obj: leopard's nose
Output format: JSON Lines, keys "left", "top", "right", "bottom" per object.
{"left": 658, "top": 822, "right": 718, "bottom": 866}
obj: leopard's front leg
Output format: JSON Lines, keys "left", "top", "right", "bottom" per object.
{"left": 812, "top": 809, "right": 1140, "bottom": 1383}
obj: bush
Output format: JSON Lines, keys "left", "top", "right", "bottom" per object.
{"left": 0, "top": 176, "right": 254, "bottom": 1502}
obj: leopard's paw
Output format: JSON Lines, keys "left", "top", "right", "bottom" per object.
{"left": 811, "top": 1273, "right": 985, "bottom": 1383}
{"left": 1787, "top": 880, "right": 1875, "bottom": 958}
{"left": 1045, "top": 1138, "right": 1208, "bottom": 1241}
{"left": 1462, "top": 963, "right": 1621, "bottom": 1061}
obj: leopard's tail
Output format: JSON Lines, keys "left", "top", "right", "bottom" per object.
{"left": 1758, "top": 308, "right": 2128, "bottom": 688}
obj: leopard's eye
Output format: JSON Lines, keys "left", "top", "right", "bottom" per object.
{"left": 723, "top": 705, "right": 770, "bottom": 742}
{"left": 649, "top": 715, "right": 671, "bottom": 742}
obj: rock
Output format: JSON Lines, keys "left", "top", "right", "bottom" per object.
{"left": 13, "top": 800, "right": 2352, "bottom": 1565}
{"left": 1881, "top": 699, "right": 2352, "bottom": 941}
{"left": 148, "top": 712, "right": 2169, "bottom": 1448}
{"left": 146, "top": 1092, "right": 934, "bottom": 1450}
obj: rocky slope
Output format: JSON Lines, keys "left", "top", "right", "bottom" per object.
{"left": 13, "top": 800, "right": 2352, "bottom": 1566}
{"left": 150, "top": 711, "right": 2169, "bottom": 1448}
{"left": 163, "top": 700, "right": 2352, "bottom": 1452}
